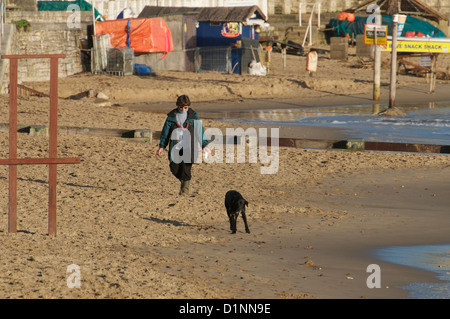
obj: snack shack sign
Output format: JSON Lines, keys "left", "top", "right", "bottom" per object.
{"left": 381, "top": 37, "right": 450, "bottom": 53}
{"left": 364, "top": 24, "right": 388, "bottom": 45}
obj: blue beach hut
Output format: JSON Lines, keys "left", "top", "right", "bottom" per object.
{"left": 138, "top": 6, "right": 267, "bottom": 74}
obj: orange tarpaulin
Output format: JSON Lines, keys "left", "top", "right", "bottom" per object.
{"left": 95, "top": 18, "right": 173, "bottom": 56}
{"left": 338, "top": 12, "right": 355, "bottom": 22}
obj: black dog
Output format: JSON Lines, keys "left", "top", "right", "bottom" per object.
{"left": 225, "top": 190, "right": 250, "bottom": 234}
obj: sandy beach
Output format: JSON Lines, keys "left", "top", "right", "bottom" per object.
{"left": 0, "top": 47, "right": 449, "bottom": 300}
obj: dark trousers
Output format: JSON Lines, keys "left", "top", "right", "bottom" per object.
{"left": 170, "top": 161, "right": 192, "bottom": 181}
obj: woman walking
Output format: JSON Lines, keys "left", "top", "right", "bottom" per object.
{"left": 156, "top": 95, "right": 210, "bottom": 195}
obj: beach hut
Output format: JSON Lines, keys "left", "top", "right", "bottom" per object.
{"left": 138, "top": 6, "right": 267, "bottom": 74}
{"left": 135, "top": 7, "right": 199, "bottom": 72}
{"left": 139, "top": 6, "right": 266, "bottom": 45}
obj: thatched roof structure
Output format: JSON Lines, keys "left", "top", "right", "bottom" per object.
{"left": 138, "top": 5, "right": 267, "bottom": 23}
{"left": 344, "top": 0, "right": 447, "bottom": 23}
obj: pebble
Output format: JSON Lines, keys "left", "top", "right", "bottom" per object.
{"left": 97, "top": 92, "right": 109, "bottom": 100}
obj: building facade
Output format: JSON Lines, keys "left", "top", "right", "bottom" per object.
{"left": 6, "top": 0, "right": 450, "bottom": 18}
{"left": 269, "top": 0, "right": 449, "bottom": 16}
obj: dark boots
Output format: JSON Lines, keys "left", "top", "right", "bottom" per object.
{"left": 179, "top": 180, "right": 190, "bottom": 195}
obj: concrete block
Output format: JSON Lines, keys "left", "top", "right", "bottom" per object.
{"left": 330, "top": 37, "right": 348, "bottom": 44}
{"left": 356, "top": 34, "right": 374, "bottom": 58}
{"left": 330, "top": 49, "right": 348, "bottom": 60}
{"left": 29, "top": 125, "right": 49, "bottom": 137}
{"left": 58, "top": 127, "right": 91, "bottom": 136}
{"left": 346, "top": 139, "right": 365, "bottom": 151}
{"left": 134, "top": 129, "right": 152, "bottom": 139}
{"left": 330, "top": 38, "right": 348, "bottom": 60}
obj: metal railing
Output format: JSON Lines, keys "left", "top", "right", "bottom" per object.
{"left": 195, "top": 47, "right": 234, "bottom": 73}
{"left": 299, "top": 2, "right": 321, "bottom": 47}
{"left": 299, "top": 2, "right": 321, "bottom": 27}
{"left": 91, "top": 34, "right": 134, "bottom": 75}
{"left": 194, "top": 46, "right": 255, "bottom": 74}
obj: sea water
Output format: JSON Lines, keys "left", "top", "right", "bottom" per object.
{"left": 201, "top": 102, "right": 450, "bottom": 146}
{"left": 202, "top": 102, "right": 450, "bottom": 298}
{"left": 374, "top": 244, "right": 450, "bottom": 299}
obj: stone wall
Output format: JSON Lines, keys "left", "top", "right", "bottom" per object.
{"left": 9, "top": 26, "right": 87, "bottom": 82}
{"left": 6, "top": 0, "right": 36, "bottom": 11}
{"left": 1, "top": 11, "right": 92, "bottom": 90}
{"left": 7, "top": 10, "right": 93, "bottom": 24}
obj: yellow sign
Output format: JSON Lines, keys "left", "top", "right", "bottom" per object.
{"left": 381, "top": 39, "right": 450, "bottom": 53}
{"left": 364, "top": 24, "right": 388, "bottom": 45}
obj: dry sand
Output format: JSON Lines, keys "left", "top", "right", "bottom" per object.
{"left": 0, "top": 47, "right": 449, "bottom": 300}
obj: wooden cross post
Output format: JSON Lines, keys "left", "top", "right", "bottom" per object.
{"left": 389, "top": 19, "right": 399, "bottom": 108}
{"left": 0, "top": 54, "right": 81, "bottom": 236}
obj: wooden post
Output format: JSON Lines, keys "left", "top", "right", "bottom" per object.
{"left": 429, "top": 54, "right": 437, "bottom": 94}
{"left": 373, "top": 43, "right": 381, "bottom": 101}
{"left": 299, "top": 3, "right": 302, "bottom": 27}
{"left": 389, "top": 18, "right": 399, "bottom": 108}
{"left": 92, "top": 0, "right": 96, "bottom": 34}
{"left": 373, "top": 15, "right": 381, "bottom": 101}
{"left": 0, "top": 54, "right": 81, "bottom": 236}
{"left": 8, "top": 58, "right": 18, "bottom": 234}
{"left": 48, "top": 56, "right": 59, "bottom": 236}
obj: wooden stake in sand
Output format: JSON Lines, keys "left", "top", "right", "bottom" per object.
{"left": 372, "top": 6, "right": 382, "bottom": 101}
{"left": 0, "top": 54, "right": 81, "bottom": 236}
{"left": 389, "top": 14, "right": 407, "bottom": 108}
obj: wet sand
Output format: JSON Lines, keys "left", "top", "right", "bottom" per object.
{"left": 298, "top": 166, "right": 450, "bottom": 298}
{"left": 125, "top": 83, "right": 450, "bottom": 113}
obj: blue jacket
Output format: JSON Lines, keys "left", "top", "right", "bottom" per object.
{"left": 159, "top": 108, "right": 209, "bottom": 163}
